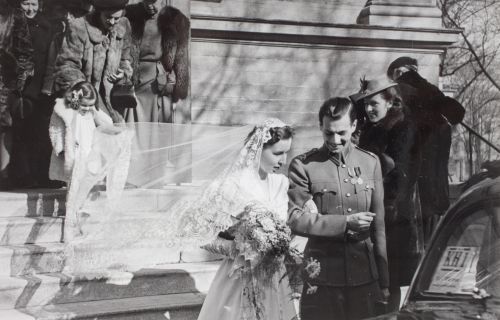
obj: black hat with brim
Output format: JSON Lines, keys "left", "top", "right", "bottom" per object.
{"left": 352, "top": 78, "right": 397, "bottom": 102}
{"left": 92, "top": 0, "right": 128, "bottom": 10}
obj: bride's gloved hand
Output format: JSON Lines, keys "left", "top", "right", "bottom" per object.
{"left": 201, "top": 236, "right": 236, "bottom": 258}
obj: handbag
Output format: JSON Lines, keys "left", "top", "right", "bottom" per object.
{"left": 110, "top": 83, "right": 137, "bottom": 109}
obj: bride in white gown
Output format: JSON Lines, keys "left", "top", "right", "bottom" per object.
{"left": 62, "top": 118, "right": 299, "bottom": 319}
{"left": 195, "top": 118, "right": 297, "bottom": 320}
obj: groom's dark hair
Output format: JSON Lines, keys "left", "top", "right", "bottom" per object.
{"left": 318, "top": 97, "right": 357, "bottom": 126}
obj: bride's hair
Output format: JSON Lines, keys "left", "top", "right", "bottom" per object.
{"left": 245, "top": 125, "right": 295, "bottom": 148}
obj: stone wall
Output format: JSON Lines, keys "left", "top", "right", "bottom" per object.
{"left": 189, "top": 0, "right": 459, "bottom": 127}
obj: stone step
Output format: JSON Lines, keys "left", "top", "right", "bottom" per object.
{"left": 0, "top": 206, "right": 211, "bottom": 246}
{"left": 0, "top": 243, "right": 65, "bottom": 276}
{"left": 0, "top": 190, "right": 66, "bottom": 218}
{"left": 0, "top": 217, "right": 64, "bottom": 246}
{"left": 0, "top": 261, "right": 220, "bottom": 310}
{"left": 0, "top": 238, "right": 221, "bottom": 276}
{"left": 0, "top": 187, "right": 203, "bottom": 218}
{"left": 0, "top": 292, "right": 204, "bottom": 320}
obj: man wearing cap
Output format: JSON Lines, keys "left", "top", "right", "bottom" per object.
{"left": 387, "top": 56, "right": 465, "bottom": 243}
{"left": 53, "top": 0, "right": 133, "bottom": 122}
{"left": 288, "top": 97, "right": 389, "bottom": 320}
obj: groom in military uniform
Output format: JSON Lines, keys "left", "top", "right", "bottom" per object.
{"left": 288, "top": 97, "right": 389, "bottom": 320}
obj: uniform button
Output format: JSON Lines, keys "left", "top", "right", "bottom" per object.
{"left": 347, "top": 208, "right": 352, "bottom": 212}
{"left": 344, "top": 179, "right": 349, "bottom": 183}
{"left": 322, "top": 188, "right": 328, "bottom": 192}
{"left": 341, "top": 164, "right": 346, "bottom": 168}
{"left": 346, "top": 193, "right": 351, "bottom": 197}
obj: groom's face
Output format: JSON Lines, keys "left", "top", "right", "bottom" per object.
{"left": 320, "top": 113, "right": 356, "bottom": 154}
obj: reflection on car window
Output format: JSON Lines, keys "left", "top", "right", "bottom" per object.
{"left": 426, "top": 206, "right": 500, "bottom": 296}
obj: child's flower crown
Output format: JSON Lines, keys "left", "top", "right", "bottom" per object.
{"left": 69, "top": 89, "right": 84, "bottom": 110}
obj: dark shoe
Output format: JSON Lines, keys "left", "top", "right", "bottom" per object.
{"left": 38, "top": 179, "right": 66, "bottom": 189}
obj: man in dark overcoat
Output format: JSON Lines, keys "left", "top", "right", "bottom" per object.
{"left": 387, "top": 56, "right": 465, "bottom": 244}
{"left": 288, "top": 97, "right": 389, "bottom": 320}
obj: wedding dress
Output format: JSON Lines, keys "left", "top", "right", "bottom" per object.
{"left": 197, "top": 169, "right": 297, "bottom": 320}
{"left": 63, "top": 119, "right": 299, "bottom": 320}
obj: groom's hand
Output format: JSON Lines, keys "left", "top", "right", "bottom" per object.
{"left": 346, "top": 212, "right": 376, "bottom": 232}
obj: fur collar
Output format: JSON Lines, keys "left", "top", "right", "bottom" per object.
{"left": 84, "top": 13, "right": 127, "bottom": 44}
{"left": 368, "top": 107, "right": 406, "bottom": 132}
{"left": 53, "top": 98, "right": 76, "bottom": 125}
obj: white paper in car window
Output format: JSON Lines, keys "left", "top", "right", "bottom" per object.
{"left": 429, "top": 246, "right": 480, "bottom": 294}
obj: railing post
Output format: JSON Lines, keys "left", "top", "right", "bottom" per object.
{"left": 468, "top": 130, "right": 474, "bottom": 178}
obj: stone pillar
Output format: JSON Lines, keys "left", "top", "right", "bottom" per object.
{"left": 357, "top": 0, "right": 443, "bottom": 28}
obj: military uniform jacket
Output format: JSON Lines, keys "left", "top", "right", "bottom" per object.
{"left": 288, "top": 142, "right": 389, "bottom": 288}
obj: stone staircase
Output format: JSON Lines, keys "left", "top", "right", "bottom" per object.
{"left": 0, "top": 189, "right": 221, "bottom": 320}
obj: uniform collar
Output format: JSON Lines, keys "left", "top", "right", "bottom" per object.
{"left": 320, "top": 142, "right": 353, "bottom": 166}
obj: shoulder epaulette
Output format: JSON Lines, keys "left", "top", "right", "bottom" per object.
{"left": 296, "top": 148, "right": 319, "bottom": 162}
{"left": 354, "top": 145, "right": 377, "bottom": 159}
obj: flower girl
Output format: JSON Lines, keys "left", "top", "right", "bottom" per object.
{"left": 48, "top": 81, "right": 118, "bottom": 184}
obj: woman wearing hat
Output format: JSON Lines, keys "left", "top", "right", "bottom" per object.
{"left": 53, "top": 0, "right": 133, "bottom": 123}
{"left": 355, "top": 78, "right": 424, "bottom": 312}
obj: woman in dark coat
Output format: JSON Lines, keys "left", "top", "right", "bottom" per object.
{"left": 9, "top": 0, "right": 57, "bottom": 187}
{"left": 0, "top": 0, "right": 33, "bottom": 189}
{"left": 356, "top": 78, "right": 424, "bottom": 312}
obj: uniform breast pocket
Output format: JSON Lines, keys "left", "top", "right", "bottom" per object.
{"left": 311, "top": 182, "right": 339, "bottom": 215}
{"left": 355, "top": 180, "right": 374, "bottom": 211}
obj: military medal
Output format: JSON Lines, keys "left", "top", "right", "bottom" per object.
{"left": 348, "top": 167, "right": 357, "bottom": 185}
{"left": 347, "top": 167, "right": 355, "bottom": 177}
{"left": 354, "top": 167, "right": 363, "bottom": 185}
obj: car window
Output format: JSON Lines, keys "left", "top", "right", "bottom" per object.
{"left": 425, "top": 206, "right": 500, "bottom": 297}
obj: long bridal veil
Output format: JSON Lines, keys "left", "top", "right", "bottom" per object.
{"left": 63, "top": 121, "right": 276, "bottom": 275}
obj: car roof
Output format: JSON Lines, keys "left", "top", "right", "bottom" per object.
{"left": 449, "top": 176, "right": 500, "bottom": 214}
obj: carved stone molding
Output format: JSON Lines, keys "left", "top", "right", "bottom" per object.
{"left": 357, "top": 0, "right": 442, "bottom": 28}
{"left": 191, "top": 16, "right": 459, "bottom": 52}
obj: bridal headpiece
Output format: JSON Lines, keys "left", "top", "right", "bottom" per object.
{"left": 239, "top": 118, "right": 288, "bottom": 169}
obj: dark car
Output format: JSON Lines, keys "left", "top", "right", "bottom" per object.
{"left": 373, "top": 173, "right": 500, "bottom": 320}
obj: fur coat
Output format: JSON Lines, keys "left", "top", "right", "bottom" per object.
{"left": 126, "top": 4, "right": 189, "bottom": 102}
{"left": 53, "top": 13, "right": 133, "bottom": 115}
{"left": 358, "top": 106, "right": 423, "bottom": 285}
{"left": 48, "top": 98, "right": 112, "bottom": 182}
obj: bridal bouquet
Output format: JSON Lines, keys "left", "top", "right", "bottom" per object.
{"left": 231, "top": 202, "right": 292, "bottom": 279}
{"left": 202, "top": 201, "right": 321, "bottom": 289}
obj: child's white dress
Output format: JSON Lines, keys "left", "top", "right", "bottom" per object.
{"left": 48, "top": 98, "right": 113, "bottom": 183}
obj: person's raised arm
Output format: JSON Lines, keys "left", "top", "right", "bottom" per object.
{"left": 287, "top": 158, "right": 347, "bottom": 239}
